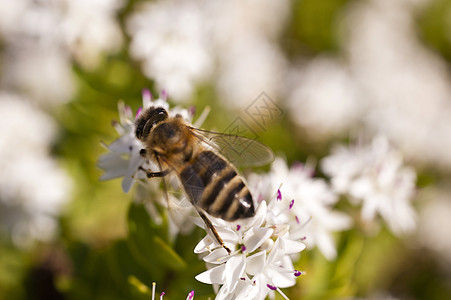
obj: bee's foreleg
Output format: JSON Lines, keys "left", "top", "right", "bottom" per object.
{"left": 197, "top": 210, "right": 231, "bottom": 255}
{"left": 138, "top": 166, "right": 170, "bottom": 178}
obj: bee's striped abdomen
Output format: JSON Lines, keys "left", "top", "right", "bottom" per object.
{"left": 179, "top": 150, "right": 254, "bottom": 221}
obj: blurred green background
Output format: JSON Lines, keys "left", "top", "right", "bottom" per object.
{"left": 1, "top": 0, "right": 451, "bottom": 299}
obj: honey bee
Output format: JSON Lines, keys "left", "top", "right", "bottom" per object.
{"left": 135, "top": 106, "right": 273, "bottom": 253}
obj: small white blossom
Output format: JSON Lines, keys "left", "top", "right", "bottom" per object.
{"left": 195, "top": 199, "right": 306, "bottom": 300}
{"left": 248, "top": 157, "right": 352, "bottom": 260}
{"left": 126, "top": 0, "right": 290, "bottom": 108}
{"left": 98, "top": 89, "right": 193, "bottom": 193}
{"left": 60, "top": 0, "right": 124, "bottom": 69}
{"left": 285, "top": 57, "right": 366, "bottom": 141}
{"left": 208, "top": 0, "right": 290, "bottom": 110}
{"left": 0, "top": 0, "right": 124, "bottom": 104}
{"left": 97, "top": 90, "right": 201, "bottom": 237}
{"left": 99, "top": 93, "right": 307, "bottom": 299}
{"left": 321, "top": 135, "right": 417, "bottom": 235}
{"left": 98, "top": 100, "right": 144, "bottom": 193}
{"left": 242, "top": 237, "right": 303, "bottom": 300}
{"left": 0, "top": 93, "right": 71, "bottom": 247}
{"left": 127, "top": 0, "right": 213, "bottom": 102}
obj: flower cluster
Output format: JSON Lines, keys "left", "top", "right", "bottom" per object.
{"left": 98, "top": 89, "right": 193, "bottom": 192}
{"left": 321, "top": 135, "right": 417, "bottom": 235}
{"left": 98, "top": 91, "right": 418, "bottom": 300}
{"left": 127, "top": 1, "right": 213, "bottom": 102}
{"left": 0, "top": 93, "right": 71, "bottom": 247}
{"left": 248, "top": 157, "right": 352, "bottom": 260}
{"left": 98, "top": 91, "right": 308, "bottom": 299}
{"left": 97, "top": 90, "right": 199, "bottom": 237}
{"left": 0, "top": 0, "right": 124, "bottom": 105}
{"left": 98, "top": 89, "right": 207, "bottom": 193}
{"left": 194, "top": 197, "right": 306, "bottom": 300}
{"left": 126, "top": 0, "right": 289, "bottom": 107}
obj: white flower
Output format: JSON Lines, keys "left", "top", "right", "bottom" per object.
{"left": 242, "top": 237, "right": 304, "bottom": 300}
{"left": 60, "top": 0, "right": 124, "bottom": 69}
{"left": 97, "top": 90, "right": 204, "bottom": 237}
{"left": 97, "top": 99, "right": 147, "bottom": 193}
{"left": 285, "top": 57, "right": 366, "bottom": 141}
{"left": 2, "top": 44, "right": 75, "bottom": 106}
{"left": 0, "top": 0, "right": 124, "bottom": 104}
{"left": 98, "top": 89, "right": 194, "bottom": 193}
{"left": 195, "top": 202, "right": 274, "bottom": 297}
{"left": 0, "top": 93, "right": 71, "bottom": 247}
{"left": 321, "top": 135, "right": 417, "bottom": 235}
{"left": 194, "top": 201, "right": 270, "bottom": 254}
{"left": 126, "top": 0, "right": 290, "bottom": 108}
{"left": 248, "top": 157, "right": 352, "bottom": 260}
{"left": 127, "top": 0, "right": 213, "bottom": 102}
{"left": 195, "top": 199, "right": 306, "bottom": 300}
{"left": 214, "top": 35, "right": 287, "bottom": 110}
{"left": 207, "top": 0, "right": 290, "bottom": 110}
{"left": 343, "top": 0, "right": 451, "bottom": 170}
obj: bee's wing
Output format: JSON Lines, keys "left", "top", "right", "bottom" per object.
{"left": 187, "top": 127, "right": 274, "bottom": 167}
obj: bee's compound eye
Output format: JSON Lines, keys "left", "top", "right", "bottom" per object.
{"left": 134, "top": 107, "right": 169, "bottom": 141}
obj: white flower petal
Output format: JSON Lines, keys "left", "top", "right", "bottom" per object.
{"left": 360, "top": 195, "right": 380, "bottom": 221}
{"left": 322, "top": 211, "right": 353, "bottom": 231}
{"left": 108, "top": 137, "right": 131, "bottom": 153}
{"left": 267, "top": 267, "right": 296, "bottom": 288}
{"left": 225, "top": 255, "right": 245, "bottom": 294}
{"left": 266, "top": 238, "right": 283, "bottom": 265}
{"left": 243, "top": 227, "right": 273, "bottom": 253}
{"left": 315, "top": 229, "right": 337, "bottom": 261}
{"left": 245, "top": 251, "right": 266, "bottom": 275}
{"left": 244, "top": 273, "right": 269, "bottom": 300}
{"left": 195, "top": 264, "right": 226, "bottom": 284}
{"left": 216, "top": 226, "right": 240, "bottom": 244}
{"left": 239, "top": 201, "right": 267, "bottom": 230}
{"left": 203, "top": 248, "right": 229, "bottom": 264}
{"left": 122, "top": 153, "right": 145, "bottom": 193}
{"left": 252, "top": 200, "right": 267, "bottom": 228}
{"left": 280, "top": 238, "right": 306, "bottom": 255}
{"left": 194, "top": 235, "right": 215, "bottom": 253}
{"left": 215, "top": 285, "right": 231, "bottom": 300}
{"left": 98, "top": 155, "right": 129, "bottom": 180}
{"left": 121, "top": 175, "right": 135, "bottom": 193}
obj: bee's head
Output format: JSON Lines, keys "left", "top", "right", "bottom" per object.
{"left": 135, "top": 106, "right": 168, "bottom": 141}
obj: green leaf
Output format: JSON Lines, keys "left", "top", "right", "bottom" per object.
{"left": 128, "top": 275, "right": 151, "bottom": 296}
{"left": 127, "top": 202, "right": 186, "bottom": 271}
{"left": 152, "top": 236, "right": 187, "bottom": 270}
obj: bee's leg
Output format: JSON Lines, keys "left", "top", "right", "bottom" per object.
{"left": 138, "top": 166, "right": 170, "bottom": 178}
{"left": 197, "top": 210, "right": 231, "bottom": 255}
